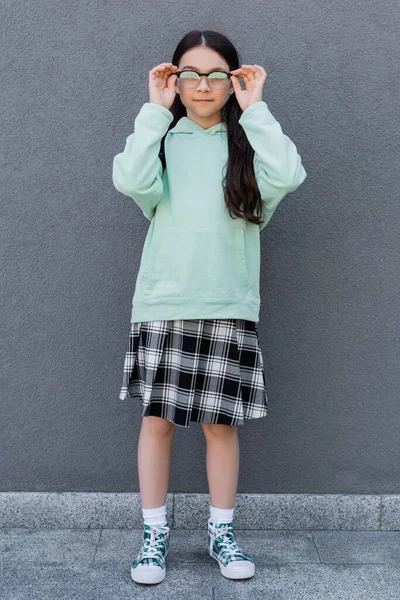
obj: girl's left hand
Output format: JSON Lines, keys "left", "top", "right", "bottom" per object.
{"left": 230, "top": 64, "right": 267, "bottom": 111}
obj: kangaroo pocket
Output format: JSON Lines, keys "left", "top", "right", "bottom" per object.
{"left": 140, "top": 227, "right": 248, "bottom": 299}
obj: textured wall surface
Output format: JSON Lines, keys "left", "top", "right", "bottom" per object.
{"left": 1, "top": 1, "right": 399, "bottom": 493}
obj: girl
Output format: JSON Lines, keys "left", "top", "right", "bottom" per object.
{"left": 113, "top": 30, "right": 307, "bottom": 585}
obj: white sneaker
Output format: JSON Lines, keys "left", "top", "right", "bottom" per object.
{"left": 131, "top": 522, "right": 170, "bottom": 584}
{"left": 208, "top": 519, "right": 255, "bottom": 579}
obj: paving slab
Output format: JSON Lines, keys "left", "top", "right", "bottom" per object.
{"left": 1, "top": 528, "right": 400, "bottom": 599}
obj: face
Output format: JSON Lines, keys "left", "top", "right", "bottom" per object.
{"left": 174, "top": 46, "right": 234, "bottom": 127}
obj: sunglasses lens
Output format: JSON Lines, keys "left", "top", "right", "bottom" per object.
{"left": 208, "top": 72, "right": 229, "bottom": 89}
{"left": 180, "top": 71, "right": 199, "bottom": 80}
{"left": 179, "top": 71, "right": 200, "bottom": 88}
{"left": 208, "top": 72, "right": 228, "bottom": 80}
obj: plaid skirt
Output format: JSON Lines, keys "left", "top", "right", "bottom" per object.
{"left": 119, "top": 318, "right": 268, "bottom": 428}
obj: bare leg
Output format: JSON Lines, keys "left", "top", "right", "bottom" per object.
{"left": 201, "top": 423, "right": 239, "bottom": 508}
{"left": 138, "top": 416, "right": 176, "bottom": 509}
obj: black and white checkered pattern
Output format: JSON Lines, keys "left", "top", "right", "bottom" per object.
{"left": 119, "top": 319, "right": 268, "bottom": 428}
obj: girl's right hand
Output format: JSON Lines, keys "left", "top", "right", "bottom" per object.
{"left": 149, "top": 63, "right": 178, "bottom": 109}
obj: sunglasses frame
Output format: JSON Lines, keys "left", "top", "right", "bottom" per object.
{"left": 171, "top": 70, "right": 233, "bottom": 87}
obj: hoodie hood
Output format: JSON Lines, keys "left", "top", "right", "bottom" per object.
{"left": 168, "top": 116, "right": 228, "bottom": 135}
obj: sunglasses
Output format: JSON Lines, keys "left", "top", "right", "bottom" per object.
{"left": 171, "top": 70, "right": 232, "bottom": 90}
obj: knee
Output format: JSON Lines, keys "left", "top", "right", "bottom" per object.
{"left": 142, "top": 416, "right": 176, "bottom": 438}
{"left": 201, "top": 423, "right": 237, "bottom": 439}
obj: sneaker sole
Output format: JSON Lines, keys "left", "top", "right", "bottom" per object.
{"left": 220, "top": 561, "right": 255, "bottom": 579}
{"left": 131, "top": 565, "right": 166, "bottom": 584}
{"left": 209, "top": 549, "right": 255, "bottom": 579}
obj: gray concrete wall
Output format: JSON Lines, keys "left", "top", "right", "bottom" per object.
{"left": 1, "top": 1, "right": 399, "bottom": 493}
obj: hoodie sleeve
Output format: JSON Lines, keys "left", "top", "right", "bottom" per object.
{"left": 238, "top": 101, "right": 307, "bottom": 231}
{"left": 112, "top": 102, "right": 174, "bottom": 221}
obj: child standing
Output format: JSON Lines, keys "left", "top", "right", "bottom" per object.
{"left": 112, "top": 29, "right": 307, "bottom": 585}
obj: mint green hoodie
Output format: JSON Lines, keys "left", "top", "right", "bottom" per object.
{"left": 112, "top": 100, "right": 307, "bottom": 323}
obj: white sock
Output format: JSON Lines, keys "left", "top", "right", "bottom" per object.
{"left": 210, "top": 504, "right": 234, "bottom": 525}
{"left": 142, "top": 504, "right": 167, "bottom": 526}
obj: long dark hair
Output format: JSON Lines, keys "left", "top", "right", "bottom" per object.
{"left": 159, "top": 29, "right": 264, "bottom": 227}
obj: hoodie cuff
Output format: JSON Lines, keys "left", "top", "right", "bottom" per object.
{"left": 238, "top": 100, "right": 276, "bottom": 125}
{"left": 136, "top": 102, "right": 174, "bottom": 132}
